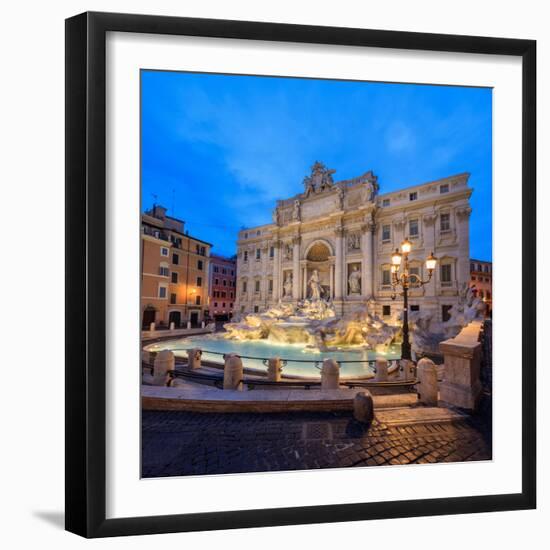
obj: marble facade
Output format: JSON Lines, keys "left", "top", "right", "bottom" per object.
{"left": 235, "top": 162, "right": 472, "bottom": 324}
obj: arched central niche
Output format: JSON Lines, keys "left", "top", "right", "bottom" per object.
{"left": 306, "top": 241, "right": 331, "bottom": 262}
{"left": 305, "top": 241, "right": 332, "bottom": 299}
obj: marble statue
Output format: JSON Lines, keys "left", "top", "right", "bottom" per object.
{"left": 348, "top": 265, "right": 361, "bottom": 294}
{"left": 284, "top": 243, "right": 293, "bottom": 261}
{"left": 308, "top": 269, "right": 322, "bottom": 301}
{"left": 283, "top": 273, "right": 293, "bottom": 297}
{"left": 292, "top": 200, "right": 301, "bottom": 221}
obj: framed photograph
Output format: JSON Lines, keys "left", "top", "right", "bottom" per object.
{"left": 65, "top": 11, "right": 536, "bottom": 538}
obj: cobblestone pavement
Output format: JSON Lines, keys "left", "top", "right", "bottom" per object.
{"left": 142, "top": 406, "right": 492, "bottom": 477}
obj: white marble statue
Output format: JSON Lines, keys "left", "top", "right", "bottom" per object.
{"left": 308, "top": 269, "right": 323, "bottom": 301}
{"left": 348, "top": 265, "right": 361, "bottom": 294}
{"left": 283, "top": 273, "right": 293, "bottom": 297}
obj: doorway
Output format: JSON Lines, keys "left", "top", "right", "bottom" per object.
{"left": 168, "top": 311, "right": 181, "bottom": 328}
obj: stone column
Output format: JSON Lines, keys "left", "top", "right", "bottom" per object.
{"left": 153, "top": 350, "right": 174, "bottom": 386}
{"left": 301, "top": 262, "right": 308, "bottom": 299}
{"left": 329, "top": 261, "right": 335, "bottom": 299}
{"left": 422, "top": 213, "right": 437, "bottom": 299}
{"left": 361, "top": 221, "right": 374, "bottom": 299}
{"left": 455, "top": 207, "right": 472, "bottom": 288}
{"left": 334, "top": 227, "right": 344, "bottom": 300}
{"left": 223, "top": 354, "right": 244, "bottom": 391}
{"left": 416, "top": 357, "right": 438, "bottom": 405}
{"left": 292, "top": 235, "right": 301, "bottom": 301}
{"left": 321, "top": 359, "right": 340, "bottom": 390}
{"left": 272, "top": 240, "right": 280, "bottom": 301}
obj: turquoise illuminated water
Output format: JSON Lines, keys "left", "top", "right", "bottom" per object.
{"left": 145, "top": 335, "right": 401, "bottom": 377}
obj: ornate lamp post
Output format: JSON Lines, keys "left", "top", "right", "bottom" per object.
{"left": 390, "top": 238, "right": 437, "bottom": 360}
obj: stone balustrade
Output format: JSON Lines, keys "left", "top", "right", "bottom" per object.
{"left": 439, "top": 321, "right": 483, "bottom": 410}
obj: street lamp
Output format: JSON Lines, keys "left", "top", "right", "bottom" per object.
{"left": 390, "top": 239, "right": 437, "bottom": 360}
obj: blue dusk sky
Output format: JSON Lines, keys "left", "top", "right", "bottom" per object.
{"left": 141, "top": 70, "right": 492, "bottom": 260}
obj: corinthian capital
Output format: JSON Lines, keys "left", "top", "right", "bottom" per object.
{"left": 292, "top": 235, "right": 301, "bottom": 246}
{"left": 456, "top": 206, "right": 472, "bottom": 220}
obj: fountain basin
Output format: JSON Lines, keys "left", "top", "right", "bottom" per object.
{"left": 145, "top": 334, "right": 401, "bottom": 377}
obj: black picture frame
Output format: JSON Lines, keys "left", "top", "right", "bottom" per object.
{"left": 65, "top": 11, "right": 536, "bottom": 538}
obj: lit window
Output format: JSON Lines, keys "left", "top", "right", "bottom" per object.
{"left": 440, "top": 184, "right": 449, "bottom": 194}
{"left": 382, "top": 225, "right": 391, "bottom": 242}
{"left": 440, "top": 213, "right": 451, "bottom": 231}
{"left": 161, "top": 247, "right": 169, "bottom": 256}
{"left": 409, "top": 219, "right": 419, "bottom": 237}
{"left": 409, "top": 192, "right": 417, "bottom": 201}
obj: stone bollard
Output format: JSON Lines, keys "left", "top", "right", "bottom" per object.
{"left": 169, "top": 321, "right": 175, "bottom": 331}
{"left": 187, "top": 348, "right": 202, "bottom": 370}
{"left": 416, "top": 357, "right": 438, "bottom": 405}
{"left": 223, "top": 354, "right": 243, "bottom": 391}
{"left": 267, "top": 358, "right": 283, "bottom": 382}
{"left": 321, "top": 359, "right": 340, "bottom": 390}
{"left": 153, "top": 350, "right": 175, "bottom": 386}
{"left": 374, "top": 357, "right": 388, "bottom": 382}
{"left": 353, "top": 391, "right": 374, "bottom": 424}
{"left": 201, "top": 321, "right": 205, "bottom": 329}
{"left": 186, "top": 321, "right": 191, "bottom": 329}
{"left": 401, "top": 359, "right": 416, "bottom": 382}
{"left": 149, "top": 322, "right": 155, "bottom": 332}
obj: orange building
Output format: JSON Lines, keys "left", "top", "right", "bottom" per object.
{"left": 208, "top": 254, "right": 237, "bottom": 322}
{"left": 469, "top": 258, "right": 492, "bottom": 314}
{"left": 141, "top": 205, "right": 211, "bottom": 329}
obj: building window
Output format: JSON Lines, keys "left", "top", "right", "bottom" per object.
{"left": 159, "top": 266, "right": 169, "bottom": 277}
{"left": 268, "top": 279, "right": 273, "bottom": 292}
{"left": 161, "top": 247, "right": 169, "bottom": 256}
{"left": 440, "top": 183, "right": 449, "bottom": 194}
{"left": 470, "top": 263, "right": 475, "bottom": 272}
{"left": 243, "top": 250, "right": 248, "bottom": 262}
{"left": 214, "top": 302, "right": 218, "bottom": 307}
{"left": 440, "top": 263, "right": 452, "bottom": 284}
{"left": 484, "top": 265, "right": 489, "bottom": 273}
{"left": 382, "top": 268, "right": 391, "bottom": 286}
{"left": 382, "top": 305, "right": 391, "bottom": 317}
{"left": 442, "top": 305, "right": 453, "bottom": 322}
{"left": 215, "top": 278, "right": 219, "bottom": 285}
{"left": 244, "top": 232, "right": 248, "bottom": 239}
{"left": 409, "top": 219, "right": 419, "bottom": 237}
{"left": 170, "top": 293, "right": 176, "bottom": 304}
{"left": 411, "top": 305, "right": 420, "bottom": 312}
{"left": 409, "top": 191, "right": 417, "bottom": 201}
{"left": 242, "top": 281, "right": 247, "bottom": 292}
{"left": 409, "top": 266, "right": 420, "bottom": 280}
{"left": 382, "top": 198, "right": 390, "bottom": 207}
{"left": 158, "top": 286, "right": 167, "bottom": 299}
{"left": 197, "top": 259, "right": 203, "bottom": 270}
{"left": 213, "top": 265, "right": 219, "bottom": 273}
{"left": 171, "top": 272, "right": 178, "bottom": 283}
{"left": 255, "top": 280, "right": 260, "bottom": 293}
{"left": 195, "top": 295, "right": 201, "bottom": 305}
{"left": 197, "top": 276, "right": 202, "bottom": 287}
{"left": 440, "top": 213, "right": 451, "bottom": 232}
{"left": 256, "top": 248, "right": 261, "bottom": 260}
{"left": 172, "top": 253, "right": 179, "bottom": 265}
{"left": 254, "top": 306, "right": 259, "bottom": 313}
{"left": 382, "top": 224, "right": 391, "bottom": 242}
{"left": 269, "top": 246, "right": 274, "bottom": 258}
{"left": 223, "top": 279, "right": 227, "bottom": 286}
{"left": 222, "top": 302, "right": 226, "bottom": 308}
{"left": 230, "top": 303, "right": 233, "bottom": 308}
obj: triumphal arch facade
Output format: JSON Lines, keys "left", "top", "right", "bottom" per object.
{"left": 235, "top": 162, "right": 472, "bottom": 323}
